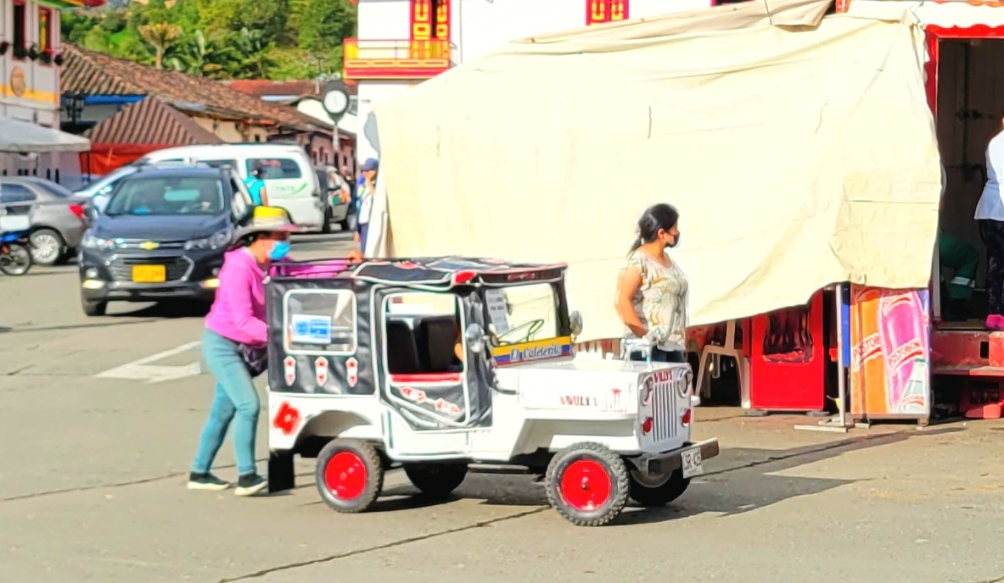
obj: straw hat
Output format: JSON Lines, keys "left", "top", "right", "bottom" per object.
{"left": 233, "top": 206, "right": 299, "bottom": 242}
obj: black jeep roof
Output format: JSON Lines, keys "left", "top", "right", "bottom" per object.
{"left": 274, "top": 256, "right": 567, "bottom": 287}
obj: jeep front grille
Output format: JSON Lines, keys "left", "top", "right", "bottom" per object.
{"left": 651, "top": 378, "right": 677, "bottom": 442}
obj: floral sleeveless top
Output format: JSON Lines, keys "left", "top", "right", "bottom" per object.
{"left": 625, "top": 250, "right": 689, "bottom": 352}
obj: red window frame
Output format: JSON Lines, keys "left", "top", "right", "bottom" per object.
{"left": 586, "top": 0, "right": 629, "bottom": 26}
{"left": 12, "top": 0, "right": 26, "bottom": 60}
{"left": 410, "top": 0, "right": 451, "bottom": 41}
{"left": 39, "top": 7, "right": 53, "bottom": 56}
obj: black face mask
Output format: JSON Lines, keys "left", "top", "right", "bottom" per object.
{"left": 668, "top": 234, "right": 679, "bottom": 248}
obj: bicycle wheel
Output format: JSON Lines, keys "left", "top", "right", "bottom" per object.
{"left": 0, "top": 242, "right": 33, "bottom": 276}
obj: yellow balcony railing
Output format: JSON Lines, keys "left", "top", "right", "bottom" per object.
{"left": 343, "top": 38, "right": 451, "bottom": 80}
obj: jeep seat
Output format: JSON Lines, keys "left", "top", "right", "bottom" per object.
{"left": 386, "top": 319, "right": 422, "bottom": 374}
{"left": 418, "top": 316, "right": 459, "bottom": 373}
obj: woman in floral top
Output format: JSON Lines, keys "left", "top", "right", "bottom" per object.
{"left": 615, "top": 204, "right": 689, "bottom": 363}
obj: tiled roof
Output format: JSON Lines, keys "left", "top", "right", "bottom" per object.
{"left": 61, "top": 45, "right": 331, "bottom": 133}
{"left": 225, "top": 80, "right": 319, "bottom": 98}
{"left": 86, "top": 96, "right": 224, "bottom": 146}
{"left": 225, "top": 79, "right": 359, "bottom": 98}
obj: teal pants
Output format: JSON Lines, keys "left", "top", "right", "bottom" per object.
{"left": 191, "top": 328, "right": 260, "bottom": 477}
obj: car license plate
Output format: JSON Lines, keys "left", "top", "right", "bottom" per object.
{"left": 681, "top": 446, "right": 704, "bottom": 479}
{"left": 132, "top": 264, "right": 166, "bottom": 283}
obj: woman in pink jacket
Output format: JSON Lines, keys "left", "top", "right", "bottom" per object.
{"left": 188, "top": 207, "right": 361, "bottom": 496}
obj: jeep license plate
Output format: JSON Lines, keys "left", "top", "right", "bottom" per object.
{"left": 681, "top": 447, "right": 704, "bottom": 479}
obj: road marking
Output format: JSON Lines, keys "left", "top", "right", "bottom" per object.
{"left": 95, "top": 341, "right": 203, "bottom": 384}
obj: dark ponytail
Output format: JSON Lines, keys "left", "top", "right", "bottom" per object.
{"left": 629, "top": 203, "right": 679, "bottom": 253}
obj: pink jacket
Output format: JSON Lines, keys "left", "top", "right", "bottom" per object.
{"left": 205, "top": 249, "right": 350, "bottom": 347}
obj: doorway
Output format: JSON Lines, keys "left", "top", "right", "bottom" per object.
{"left": 932, "top": 33, "right": 1004, "bottom": 326}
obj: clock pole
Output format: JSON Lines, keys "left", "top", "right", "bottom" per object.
{"left": 321, "top": 78, "right": 352, "bottom": 172}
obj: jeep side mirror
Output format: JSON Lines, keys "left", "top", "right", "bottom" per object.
{"left": 570, "top": 311, "right": 584, "bottom": 336}
{"left": 465, "top": 323, "right": 486, "bottom": 354}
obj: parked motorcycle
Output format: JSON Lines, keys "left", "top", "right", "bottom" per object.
{"left": 0, "top": 231, "right": 32, "bottom": 276}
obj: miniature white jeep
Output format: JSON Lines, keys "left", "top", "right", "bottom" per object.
{"left": 265, "top": 257, "right": 719, "bottom": 526}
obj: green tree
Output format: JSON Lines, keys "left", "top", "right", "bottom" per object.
{"left": 231, "top": 27, "right": 278, "bottom": 79}
{"left": 61, "top": 11, "right": 99, "bottom": 45}
{"left": 81, "top": 25, "right": 112, "bottom": 53}
{"left": 196, "top": 0, "right": 289, "bottom": 43}
{"left": 61, "top": 0, "right": 356, "bottom": 80}
{"left": 171, "top": 30, "right": 235, "bottom": 78}
{"left": 99, "top": 9, "right": 127, "bottom": 33}
{"left": 138, "top": 22, "right": 183, "bottom": 69}
{"left": 298, "top": 0, "right": 355, "bottom": 54}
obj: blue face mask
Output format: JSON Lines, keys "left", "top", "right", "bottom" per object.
{"left": 269, "top": 240, "right": 291, "bottom": 261}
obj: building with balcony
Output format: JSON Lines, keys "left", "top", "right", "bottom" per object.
{"left": 345, "top": 0, "right": 738, "bottom": 162}
{"left": 0, "top": 0, "right": 104, "bottom": 181}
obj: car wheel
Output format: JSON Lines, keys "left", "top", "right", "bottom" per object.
{"left": 545, "top": 442, "right": 630, "bottom": 527}
{"left": 628, "top": 469, "right": 690, "bottom": 507}
{"left": 315, "top": 439, "right": 384, "bottom": 513}
{"left": 0, "top": 243, "right": 32, "bottom": 275}
{"left": 404, "top": 463, "right": 468, "bottom": 499}
{"left": 321, "top": 205, "right": 333, "bottom": 234}
{"left": 81, "top": 296, "right": 107, "bottom": 317}
{"left": 30, "top": 228, "right": 64, "bottom": 266}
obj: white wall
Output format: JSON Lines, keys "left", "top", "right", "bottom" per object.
{"left": 78, "top": 103, "right": 121, "bottom": 125}
{"left": 358, "top": 0, "right": 412, "bottom": 40}
{"left": 449, "top": 0, "right": 583, "bottom": 64}
{"left": 355, "top": 80, "right": 413, "bottom": 164}
{"left": 450, "top": 0, "right": 714, "bottom": 65}
{"left": 630, "top": 0, "right": 711, "bottom": 19}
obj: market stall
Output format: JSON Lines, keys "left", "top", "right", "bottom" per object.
{"left": 362, "top": 0, "right": 944, "bottom": 422}
{"left": 840, "top": 0, "right": 1004, "bottom": 421}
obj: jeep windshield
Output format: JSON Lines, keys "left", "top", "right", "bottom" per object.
{"left": 105, "top": 176, "right": 225, "bottom": 217}
{"left": 485, "top": 283, "right": 559, "bottom": 345}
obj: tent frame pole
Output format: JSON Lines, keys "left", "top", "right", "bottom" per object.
{"left": 795, "top": 283, "right": 854, "bottom": 433}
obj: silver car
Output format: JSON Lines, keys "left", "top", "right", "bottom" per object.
{"left": 0, "top": 177, "right": 88, "bottom": 266}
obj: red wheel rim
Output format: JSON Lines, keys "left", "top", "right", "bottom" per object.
{"left": 324, "top": 451, "right": 368, "bottom": 500}
{"left": 559, "top": 459, "right": 612, "bottom": 511}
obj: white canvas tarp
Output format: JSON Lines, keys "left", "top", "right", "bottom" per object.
{"left": 367, "top": 0, "right": 942, "bottom": 342}
{"left": 0, "top": 116, "right": 90, "bottom": 153}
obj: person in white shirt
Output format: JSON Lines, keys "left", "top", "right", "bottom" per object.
{"left": 974, "top": 110, "right": 1004, "bottom": 330}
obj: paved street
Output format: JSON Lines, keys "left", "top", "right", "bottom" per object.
{"left": 1, "top": 232, "right": 1003, "bottom": 583}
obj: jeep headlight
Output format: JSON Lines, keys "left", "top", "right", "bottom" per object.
{"left": 185, "top": 227, "right": 233, "bottom": 251}
{"left": 680, "top": 370, "right": 693, "bottom": 398}
{"left": 82, "top": 232, "right": 114, "bottom": 251}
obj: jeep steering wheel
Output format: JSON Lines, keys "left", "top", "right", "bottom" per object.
{"left": 495, "top": 319, "right": 546, "bottom": 345}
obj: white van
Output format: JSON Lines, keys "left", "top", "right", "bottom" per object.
{"left": 137, "top": 144, "right": 325, "bottom": 229}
